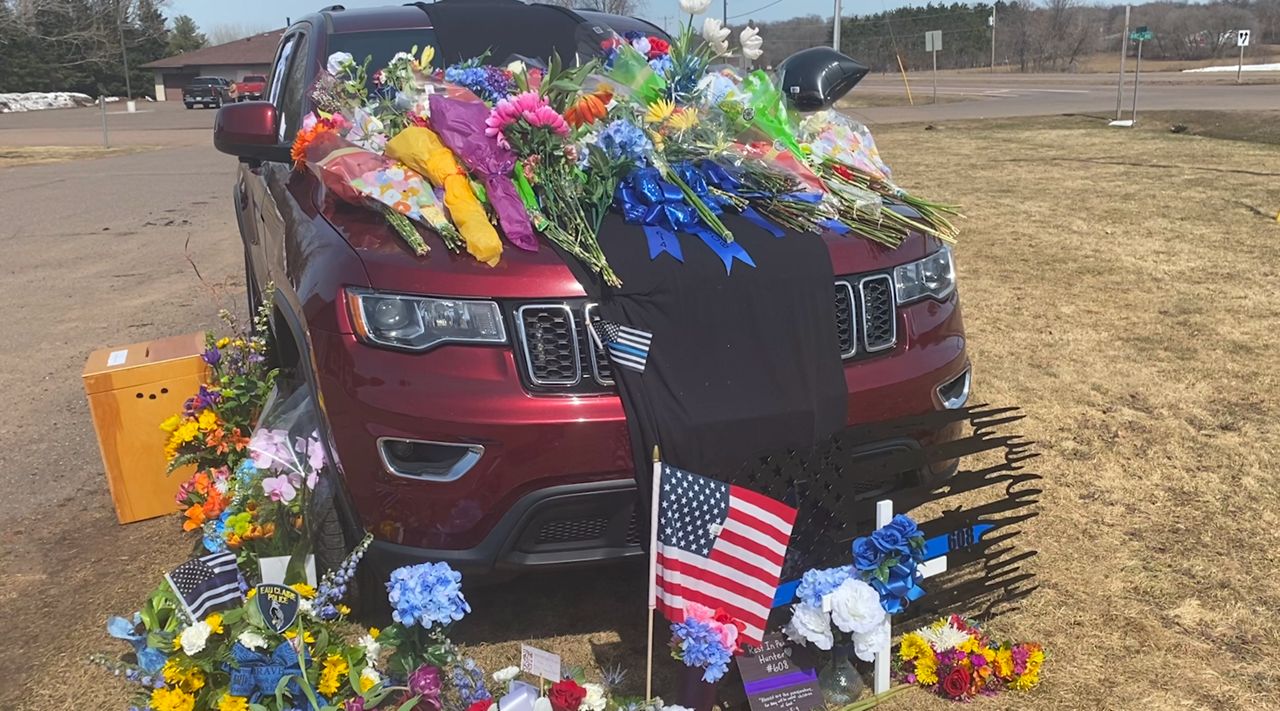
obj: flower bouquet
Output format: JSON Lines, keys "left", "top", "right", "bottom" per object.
{"left": 851, "top": 514, "right": 926, "bottom": 615}
{"left": 783, "top": 566, "right": 887, "bottom": 662}
{"left": 669, "top": 602, "right": 743, "bottom": 683}
{"left": 897, "top": 616, "right": 1044, "bottom": 701}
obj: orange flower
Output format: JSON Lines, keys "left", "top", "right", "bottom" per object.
{"left": 291, "top": 126, "right": 321, "bottom": 169}
{"left": 183, "top": 504, "right": 207, "bottom": 532}
{"left": 565, "top": 88, "right": 612, "bottom": 128}
{"left": 226, "top": 428, "right": 250, "bottom": 452}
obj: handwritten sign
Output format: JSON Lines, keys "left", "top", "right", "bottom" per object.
{"left": 737, "top": 634, "right": 824, "bottom": 711}
{"left": 520, "top": 644, "right": 561, "bottom": 681}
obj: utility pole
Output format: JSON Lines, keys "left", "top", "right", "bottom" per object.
{"left": 989, "top": 4, "right": 996, "bottom": 72}
{"left": 117, "top": 1, "right": 132, "bottom": 99}
{"left": 1114, "top": 5, "right": 1130, "bottom": 121}
{"left": 833, "top": 0, "right": 842, "bottom": 51}
{"left": 1131, "top": 33, "right": 1144, "bottom": 123}
{"left": 722, "top": 0, "right": 727, "bottom": 24}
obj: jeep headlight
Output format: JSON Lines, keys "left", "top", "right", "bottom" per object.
{"left": 893, "top": 246, "right": 955, "bottom": 304}
{"left": 348, "top": 289, "right": 506, "bottom": 351}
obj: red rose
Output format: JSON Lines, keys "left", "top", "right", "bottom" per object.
{"left": 940, "top": 667, "right": 971, "bottom": 699}
{"left": 647, "top": 37, "right": 671, "bottom": 58}
{"left": 465, "top": 702, "right": 493, "bottom": 711}
{"left": 548, "top": 679, "right": 587, "bottom": 711}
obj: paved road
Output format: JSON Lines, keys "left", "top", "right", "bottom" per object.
{"left": 849, "top": 71, "right": 1279, "bottom": 123}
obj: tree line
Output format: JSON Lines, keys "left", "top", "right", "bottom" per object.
{"left": 746, "top": 0, "right": 1280, "bottom": 72}
{"left": 0, "top": 0, "right": 207, "bottom": 96}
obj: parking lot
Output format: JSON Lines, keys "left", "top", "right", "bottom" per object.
{"left": 2, "top": 99, "right": 1280, "bottom": 709}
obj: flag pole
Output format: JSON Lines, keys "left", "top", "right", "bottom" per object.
{"left": 646, "top": 444, "right": 662, "bottom": 703}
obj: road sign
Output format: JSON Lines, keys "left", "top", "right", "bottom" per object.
{"left": 1237, "top": 29, "right": 1251, "bottom": 47}
{"left": 1130, "top": 26, "right": 1152, "bottom": 42}
{"left": 925, "top": 30, "right": 942, "bottom": 52}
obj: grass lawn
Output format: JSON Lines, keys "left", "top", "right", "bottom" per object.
{"left": 0, "top": 145, "right": 149, "bottom": 168}
{"left": 13, "top": 112, "right": 1280, "bottom": 710}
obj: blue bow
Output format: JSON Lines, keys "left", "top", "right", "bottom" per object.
{"left": 225, "top": 642, "right": 307, "bottom": 701}
{"left": 871, "top": 560, "right": 927, "bottom": 615}
{"left": 616, "top": 167, "right": 693, "bottom": 263}
{"left": 107, "top": 614, "right": 168, "bottom": 673}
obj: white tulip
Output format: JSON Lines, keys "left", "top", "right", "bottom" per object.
{"left": 492, "top": 665, "right": 520, "bottom": 684}
{"left": 702, "top": 17, "right": 731, "bottom": 55}
{"left": 679, "top": 0, "right": 713, "bottom": 15}
{"left": 739, "top": 26, "right": 764, "bottom": 60}
{"left": 580, "top": 683, "right": 608, "bottom": 711}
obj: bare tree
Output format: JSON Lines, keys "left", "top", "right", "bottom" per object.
{"left": 207, "top": 21, "right": 271, "bottom": 46}
{"left": 541, "top": 0, "right": 646, "bottom": 17}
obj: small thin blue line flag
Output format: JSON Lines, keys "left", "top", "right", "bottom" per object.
{"left": 165, "top": 550, "right": 243, "bottom": 622}
{"left": 592, "top": 319, "right": 653, "bottom": 374}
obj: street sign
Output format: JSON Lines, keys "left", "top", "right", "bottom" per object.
{"left": 925, "top": 30, "right": 942, "bottom": 52}
{"left": 1237, "top": 29, "right": 1251, "bottom": 47}
{"left": 1130, "top": 26, "right": 1153, "bottom": 42}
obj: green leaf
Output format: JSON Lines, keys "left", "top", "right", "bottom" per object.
{"left": 396, "top": 697, "right": 422, "bottom": 711}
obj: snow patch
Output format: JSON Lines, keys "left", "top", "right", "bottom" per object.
{"left": 0, "top": 92, "right": 96, "bottom": 113}
{"left": 1183, "top": 63, "right": 1280, "bottom": 73}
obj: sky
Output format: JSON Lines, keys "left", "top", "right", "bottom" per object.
{"left": 167, "top": 0, "right": 895, "bottom": 36}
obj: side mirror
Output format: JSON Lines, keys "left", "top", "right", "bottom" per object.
{"left": 214, "top": 101, "right": 291, "bottom": 163}
{"left": 776, "top": 47, "right": 870, "bottom": 112}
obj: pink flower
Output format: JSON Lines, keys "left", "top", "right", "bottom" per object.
{"left": 683, "top": 602, "right": 714, "bottom": 623}
{"left": 485, "top": 91, "right": 569, "bottom": 150}
{"left": 261, "top": 474, "right": 297, "bottom": 503}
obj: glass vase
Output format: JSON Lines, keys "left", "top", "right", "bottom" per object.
{"left": 818, "top": 644, "right": 865, "bottom": 706}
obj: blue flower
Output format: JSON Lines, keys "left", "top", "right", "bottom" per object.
{"left": 885, "top": 514, "right": 920, "bottom": 541}
{"left": 201, "top": 347, "right": 221, "bottom": 366}
{"left": 852, "top": 536, "right": 881, "bottom": 571}
{"left": 647, "top": 55, "right": 674, "bottom": 77}
{"left": 794, "top": 565, "right": 851, "bottom": 608}
{"left": 871, "top": 526, "right": 909, "bottom": 555}
{"left": 203, "top": 516, "right": 228, "bottom": 553}
{"left": 596, "top": 119, "right": 652, "bottom": 165}
{"left": 386, "top": 561, "right": 470, "bottom": 629}
{"left": 671, "top": 618, "right": 732, "bottom": 683}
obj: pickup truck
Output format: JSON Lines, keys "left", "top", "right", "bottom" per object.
{"left": 183, "top": 76, "right": 233, "bottom": 109}
{"left": 212, "top": 0, "right": 971, "bottom": 582}
{"left": 235, "top": 74, "right": 268, "bottom": 102}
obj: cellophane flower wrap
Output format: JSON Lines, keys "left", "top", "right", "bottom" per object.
{"left": 427, "top": 93, "right": 538, "bottom": 252}
{"left": 384, "top": 126, "right": 504, "bottom": 266}
{"left": 897, "top": 615, "right": 1045, "bottom": 701}
{"left": 304, "top": 130, "right": 461, "bottom": 256}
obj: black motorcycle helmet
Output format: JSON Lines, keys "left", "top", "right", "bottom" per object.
{"left": 775, "top": 47, "right": 870, "bottom": 112}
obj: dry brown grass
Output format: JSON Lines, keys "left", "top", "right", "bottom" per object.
{"left": 0, "top": 144, "right": 148, "bottom": 167}
{"left": 8, "top": 113, "right": 1280, "bottom": 710}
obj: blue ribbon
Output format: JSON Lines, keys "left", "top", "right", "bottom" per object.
{"left": 615, "top": 168, "right": 691, "bottom": 263}
{"left": 695, "top": 228, "right": 756, "bottom": 273}
{"left": 225, "top": 642, "right": 307, "bottom": 702}
{"left": 871, "top": 560, "right": 927, "bottom": 615}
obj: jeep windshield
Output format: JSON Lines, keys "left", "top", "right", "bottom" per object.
{"left": 328, "top": 29, "right": 440, "bottom": 84}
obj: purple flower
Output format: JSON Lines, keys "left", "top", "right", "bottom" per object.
{"left": 409, "top": 665, "right": 443, "bottom": 711}
{"left": 261, "top": 474, "right": 297, "bottom": 503}
{"left": 201, "top": 347, "right": 221, "bottom": 366}
{"left": 344, "top": 699, "right": 365, "bottom": 711}
{"left": 249, "top": 428, "right": 294, "bottom": 470}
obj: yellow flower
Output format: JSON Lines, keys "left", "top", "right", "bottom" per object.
{"left": 161, "top": 414, "right": 182, "bottom": 433}
{"left": 368, "top": 627, "right": 380, "bottom": 639}
{"left": 284, "top": 628, "right": 317, "bottom": 644}
{"left": 421, "top": 45, "right": 436, "bottom": 69}
{"left": 645, "top": 98, "right": 674, "bottom": 124}
{"left": 163, "top": 660, "right": 207, "bottom": 693}
{"left": 216, "top": 337, "right": 231, "bottom": 348}
{"left": 318, "top": 654, "right": 350, "bottom": 695}
{"left": 898, "top": 632, "right": 930, "bottom": 661}
{"left": 291, "top": 583, "right": 316, "bottom": 599}
{"left": 246, "top": 588, "right": 256, "bottom": 600}
{"left": 994, "top": 648, "right": 1014, "bottom": 678}
{"left": 150, "top": 687, "right": 195, "bottom": 711}
{"left": 204, "top": 612, "right": 224, "bottom": 634}
{"left": 359, "top": 668, "right": 381, "bottom": 692}
{"left": 217, "top": 694, "right": 250, "bottom": 711}
{"left": 176, "top": 421, "right": 201, "bottom": 443}
{"left": 914, "top": 652, "right": 938, "bottom": 686}
{"left": 337, "top": 604, "right": 351, "bottom": 616}
{"left": 197, "top": 409, "right": 219, "bottom": 432}
{"left": 667, "top": 107, "right": 699, "bottom": 132}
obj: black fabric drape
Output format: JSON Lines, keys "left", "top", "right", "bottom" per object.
{"left": 571, "top": 212, "right": 847, "bottom": 520}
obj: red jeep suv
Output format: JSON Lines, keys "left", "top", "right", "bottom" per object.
{"left": 215, "top": 1, "right": 970, "bottom": 579}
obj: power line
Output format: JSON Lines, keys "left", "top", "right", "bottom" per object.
{"left": 728, "top": 0, "right": 783, "bottom": 20}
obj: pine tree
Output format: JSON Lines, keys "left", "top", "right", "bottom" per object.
{"left": 128, "top": 0, "right": 168, "bottom": 97}
{"left": 167, "top": 14, "right": 206, "bottom": 55}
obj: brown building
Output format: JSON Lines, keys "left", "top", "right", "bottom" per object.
{"left": 141, "top": 30, "right": 284, "bottom": 102}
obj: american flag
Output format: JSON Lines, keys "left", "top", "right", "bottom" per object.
{"left": 591, "top": 319, "right": 652, "bottom": 374}
{"left": 652, "top": 463, "right": 797, "bottom": 647}
{"left": 165, "top": 550, "right": 243, "bottom": 622}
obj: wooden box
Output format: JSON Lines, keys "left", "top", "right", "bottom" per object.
{"left": 83, "top": 332, "right": 209, "bottom": 524}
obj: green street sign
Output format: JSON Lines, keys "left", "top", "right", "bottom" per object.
{"left": 1130, "top": 26, "right": 1153, "bottom": 41}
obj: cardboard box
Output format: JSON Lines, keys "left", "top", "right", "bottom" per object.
{"left": 83, "top": 332, "right": 208, "bottom": 523}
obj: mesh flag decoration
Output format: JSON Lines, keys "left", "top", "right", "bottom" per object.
{"left": 653, "top": 463, "right": 797, "bottom": 646}
{"left": 591, "top": 319, "right": 653, "bottom": 374}
{"left": 165, "top": 550, "right": 243, "bottom": 622}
